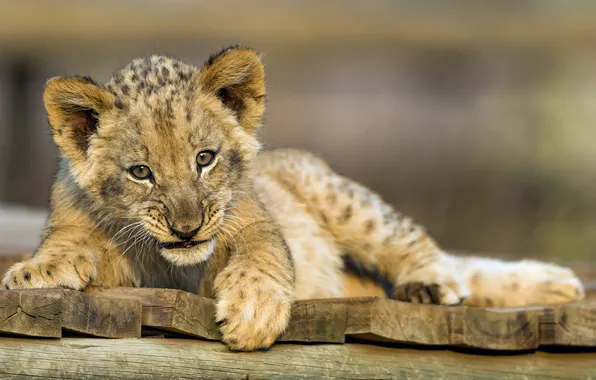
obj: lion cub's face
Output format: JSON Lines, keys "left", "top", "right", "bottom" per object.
{"left": 44, "top": 48, "right": 265, "bottom": 266}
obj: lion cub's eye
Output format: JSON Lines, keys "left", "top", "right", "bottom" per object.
{"left": 129, "top": 165, "right": 153, "bottom": 180}
{"left": 196, "top": 150, "right": 216, "bottom": 167}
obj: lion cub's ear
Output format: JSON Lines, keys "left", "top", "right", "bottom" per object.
{"left": 198, "top": 46, "right": 266, "bottom": 132}
{"left": 44, "top": 76, "right": 115, "bottom": 166}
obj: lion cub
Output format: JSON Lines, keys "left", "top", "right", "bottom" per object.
{"left": 2, "top": 46, "right": 584, "bottom": 351}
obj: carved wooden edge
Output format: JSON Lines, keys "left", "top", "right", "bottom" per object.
{"left": 1, "top": 287, "right": 595, "bottom": 350}
{"left": 307, "top": 297, "right": 596, "bottom": 350}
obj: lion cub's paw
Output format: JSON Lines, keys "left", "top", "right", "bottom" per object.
{"left": 215, "top": 269, "right": 293, "bottom": 351}
{"left": 392, "top": 281, "right": 463, "bottom": 305}
{"left": 1, "top": 253, "right": 97, "bottom": 290}
{"left": 394, "top": 253, "right": 471, "bottom": 305}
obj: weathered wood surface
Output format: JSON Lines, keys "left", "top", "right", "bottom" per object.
{"left": 0, "top": 289, "right": 61, "bottom": 338}
{"left": 60, "top": 289, "right": 141, "bottom": 338}
{"left": 84, "top": 287, "right": 219, "bottom": 340}
{"left": 1, "top": 249, "right": 596, "bottom": 349}
{"left": 85, "top": 287, "right": 347, "bottom": 343}
{"left": 455, "top": 305, "right": 542, "bottom": 350}
{"left": 308, "top": 297, "right": 596, "bottom": 350}
{"left": 0, "top": 289, "right": 142, "bottom": 338}
{"left": 540, "top": 302, "right": 596, "bottom": 347}
{"left": 280, "top": 299, "right": 346, "bottom": 343}
{"left": 0, "top": 338, "right": 594, "bottom": 380}
{"left": 1, "top": 285, "right": 596, "bottom": 350}
{"left": 343, "top": 297, "right": 452, "bottom": 345}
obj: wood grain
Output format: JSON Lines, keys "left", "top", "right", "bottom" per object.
{"left": 86, "top": 287, "right": 348, "bottom": 343}
{"left": 0, "top": 338, "right": 594, "bottom": 379}
{"left": 8, "top": 289, "right": 142, "bottom": 338}
{"left": 340, "top": 297, "right": 587, "bottom": 350}
{"left": 1, "top": 285, "right": 596, "bottom": 349}
{"left": 280, "top": 299, "right": 346, "bottom": 343}
{"left": 343, "top": 297, "right": 451, "bottom": 345}
{"left": 456, "top": 306, "right": 541, "bottom": 350}
{"left": 61, "top": 289, "right": 141, "bottom": 338}
{"left": 0, "top": 289, "right": 61, "bottom": 338}
{"left": 540, "top": 301, "right": 596, "bottom": 347}
{"left": 84, "top": 287, "right": 220, "bottom": 339}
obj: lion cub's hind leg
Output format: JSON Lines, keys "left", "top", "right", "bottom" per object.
{"left": 456, "top": 256, "right": 584, "bottom": 307}
{"left": 256, "top": 149, "right": 471, "bottom": 305}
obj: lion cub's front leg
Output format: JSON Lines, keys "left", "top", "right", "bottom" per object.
{"left": 2, "top": 227, "right": 102, "bottom": 290}
{"left": 214, "top": 220, "right": 294, "bottom": 351}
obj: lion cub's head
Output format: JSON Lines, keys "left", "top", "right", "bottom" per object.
{"left": 44, "top": 47, "right": 265, "bottom": 266}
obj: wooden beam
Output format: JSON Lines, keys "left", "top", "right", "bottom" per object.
{"left": 333, "top": 297, "right": 543, "bottom": 350}
{"left": 4, "top": 289, "right": 142, "bottom": 338}
{"left": 306, "top": 297, "right": 596, "bottom": 350}
{"left": 1, "top": 284, "right": 595, "bottom": 349}
{"left": 86, "top": 287, "right": 348, "bottom": 343}
{"left": 60, "top": 289, "right": 141, "bottom": 338}
{"left": 0, "top": 289, "right": 61, "bottom": 338}
{"left": 280, "top": 299, "right": 346, "bottom": 343}
{"left": 84, "top": 287, "right": 220, "bottom": 340}
{"left": 343, "top": 297, "right": 451, "bottom": 345}
{"left": 456, "top": 306, "right": 542, "bottom": 350}
{"left": 0, "top": 338, "right": 594, "bottom": 379}
{"left": 85, "top": 288, "right": 596, "bottom": 349}
{"left": 540, "top": 302, "right": 596, "bottom": 346}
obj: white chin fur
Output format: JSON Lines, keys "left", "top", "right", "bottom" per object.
{"left": 160, "top": 239, "right": 216, "bottom": 266}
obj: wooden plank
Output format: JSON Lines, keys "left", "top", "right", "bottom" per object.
{"left": 344, "top": 297, "right": 452, "bottom": 345}
{"left": 0, "top": 338, "right": 594, "bottom": 379}
{"left": 60, "top": 289, "right": 141, "bottom": 338}
{"left": 0, "top": 289, "right": 61, "bottom": 338}
{"left": 10, "top": 289, "right": 142, "bottom": 338}
{"left": 540, "top": 302, "right": 596, "bottom": 347}
{"left": 455, "top": 306, "right": 541, "bottom": 350}
{"left": 343, "top": 297, "right": 543, "bottom": 350}
{"left": 2, "top": 286, "right": 595, "bottom": 349}
{"left": 280, "top": 300, "right": 346, "bottom": 343}
{"left": 86, "top": 287, "right": 348, "bottom": 343}
{"left": 85, "top": 288, "right": 596, "bottom": 349}
{"left": 85, "top": 287, "right": 220, "bottom": 340}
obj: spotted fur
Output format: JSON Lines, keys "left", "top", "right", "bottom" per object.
{"left": 1, "top": 46, "right": 585, "bottom": 351}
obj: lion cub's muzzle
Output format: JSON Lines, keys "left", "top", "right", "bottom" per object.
{"left": 156, "top": 221, "right": 209, "bottom": 249}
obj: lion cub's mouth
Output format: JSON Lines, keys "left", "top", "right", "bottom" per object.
{"left": 158, "top": 239, "right": 211, "bottom": 250}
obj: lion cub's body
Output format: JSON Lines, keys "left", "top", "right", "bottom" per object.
{"left": 2, "top": 48, "right": 584, "bottom": 351}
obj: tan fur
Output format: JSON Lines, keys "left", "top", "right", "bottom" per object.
{"left": 2, "top": 46, "right": 585, "bottom": 351}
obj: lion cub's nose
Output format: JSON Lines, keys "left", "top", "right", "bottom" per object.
{"left": 169, "top": 224, "right": 201, "bottom": 240}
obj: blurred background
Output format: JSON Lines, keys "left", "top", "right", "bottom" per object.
{"left": 0, "top": 1, "right": 595, "bottom": 272}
